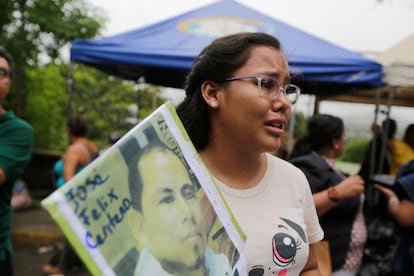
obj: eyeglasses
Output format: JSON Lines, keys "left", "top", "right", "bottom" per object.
{"left": 0, "top": 68, "right": 10, "bottom": 79}
{"left": 224, "top": 74, "right": 300, "bottom": 104}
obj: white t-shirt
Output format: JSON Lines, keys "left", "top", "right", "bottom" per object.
{"left": 216, "top": 153, "right": 324, "bottom": 276}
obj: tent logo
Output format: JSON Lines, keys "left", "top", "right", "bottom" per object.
{"left": 177, "top": 16, "right": 275, "bottom": 37}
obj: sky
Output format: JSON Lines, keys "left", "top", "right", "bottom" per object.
{"left": 85, "top": 0, "right": 414, "bottom": 137}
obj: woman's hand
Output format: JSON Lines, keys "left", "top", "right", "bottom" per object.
{"left": 336, "top": 175, "right": 365, "bottom": 199}
{"left": 374, "top": 184, "right": 396, "bottom": 199}
{"left": 375, "top": 184, "right": 414, "bottom": 226}
{"left": 314, "top": 175, "right": 364, "bottom": 217}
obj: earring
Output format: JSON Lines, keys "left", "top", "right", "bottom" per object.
{"left": 210, "top": 101, "right": 218, "bottom": 109}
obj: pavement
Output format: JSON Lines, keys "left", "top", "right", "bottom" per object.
{"left": 12, "top": 207, "right": 63, "bottom": 248}
{"left": 12, "top": 204, "right": 89, "bottom": 276}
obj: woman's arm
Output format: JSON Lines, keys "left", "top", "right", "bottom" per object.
{"left": 313, "top": 175, "right": 365, "bottom": 217}
{"left": 300, "top": 243, "right": 321, "bottom": 276}
{"left": 375, "top": 184, "right": 414, "bottom": 227}
{"left": 63, "top": 145, "right": 80, "bottom": 182}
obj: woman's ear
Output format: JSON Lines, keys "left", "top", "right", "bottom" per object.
{"left": 129, "top": 209, "right": 148, "bottom": 251}
{"left": 331, "top": 138, "right": 340, "bottom": 150}
{"left": 201, "top": 80, "right": 220, "bottom": 109}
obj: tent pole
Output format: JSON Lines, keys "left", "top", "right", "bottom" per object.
{"left": 313, "top": 95, "right": 320, "bottom": 114}
{"left": 67, "top": 61, "right": 74, "bottom": 118}
{"left": 367, "top": 87, "right": 382, "bottom": 208}
{"left": 378, "top": 87, "right": 394, "bottom": 174}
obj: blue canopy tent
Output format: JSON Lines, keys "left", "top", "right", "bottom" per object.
{"left": 70, "top": 0, "right": 382, "bottom": 95}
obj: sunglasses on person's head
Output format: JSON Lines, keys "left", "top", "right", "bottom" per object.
{"left": 0, "top": 68, "right": 10, "bottom": 78}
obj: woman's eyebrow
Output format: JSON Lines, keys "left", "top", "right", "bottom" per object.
{"left": 260, "top": 72, "right": 291, "bottom": 83}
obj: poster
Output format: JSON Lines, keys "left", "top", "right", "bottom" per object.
{"left": 41, "top": 102, "right": 245, "bottom": 275}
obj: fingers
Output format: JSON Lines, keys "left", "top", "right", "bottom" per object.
{"left": 374, "top": 184, "right": 388, "bottom": 193}
{"left": 337, "top": 176, "right": 364, "bottom": 199}
{"left": 374, "top": 184, "right": 395, "bottom": 199}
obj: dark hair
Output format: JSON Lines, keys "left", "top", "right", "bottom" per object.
{"left": 289, "top": 114, "right": 344, "bottom": 158}
{"left": 403, "top": 124, "right": 414, "bottom": 147}
{"left": 382, "top": 118, "right": 397, "bottom": 139}
{"left": 0, "top": 46, "right": 13, "bottom": 77}
{"left": 176, "top": 32, "right": 282, "bottom": 150}
{"left": 119, "top": 126, "right": 198, "bottom": 212}
{"left": 67, "top": 115, "right": 87, "bottom": 137}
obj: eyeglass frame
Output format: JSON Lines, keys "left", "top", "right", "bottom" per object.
{"left": 223, "top": 74, "right": 300, "bottom": 104}
{"left": 0, "top": 68, "right": 10, "bottom": 79}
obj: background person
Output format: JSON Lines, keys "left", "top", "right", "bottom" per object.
{"left": 43, "top": 115, "right": 99, "bottom": 275}
{"left": 119, "top": 130, "right": 232, "bottom": 276}
{"left": 375, "top": 159, "right": 414, "bottom": 275}
{"left": 389, "top": 124, "right": 414, "bottom": 176}
{"left": 358, "top": 119, "right": 397, "bottom": 229}
{"left": 176, "top": 32, "right": 323, "bottom": 275}
{"left": 289, "top": 114, "right": 366, "bottom": 276}
{"left": 0, "top": 46, "right": 33, "bottom": 276}
{"left": 358, "top": 118, "right": 397, "bottom": 185}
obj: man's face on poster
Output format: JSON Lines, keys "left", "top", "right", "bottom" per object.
{"left": 138, "top": 148, "right": 207, "bottom": 271}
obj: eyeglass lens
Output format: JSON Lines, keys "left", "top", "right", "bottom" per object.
{"left": 259, "top": 76, "right": 298, "bottom": 103}
{"left": 224, "top": 74, "right": 299, "bottom": 104}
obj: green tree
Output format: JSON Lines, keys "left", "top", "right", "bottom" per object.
{"left": 25, "top": 63, "right": 166, "bottom": 151}
{"left": 70, "top": 64, "right": 166, "bottom": 150}
{"left": 0, "top": 0, "right": 104, "bottom": 117}
{"left": 339, "top": 137, "right": 370, "bottom": 163}
{"left": 24, "top": 64, "right": 68, "bottom": 151}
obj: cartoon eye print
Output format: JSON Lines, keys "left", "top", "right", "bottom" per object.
{"left": 272, "top": 232, "right": 301, "bottom": 267}
{"left": 247, "top": 218, "right": 307, "bottom": 275}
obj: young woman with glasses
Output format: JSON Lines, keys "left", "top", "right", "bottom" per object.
{"left": 176, "top": 32, "right": 323, "bottom": 276}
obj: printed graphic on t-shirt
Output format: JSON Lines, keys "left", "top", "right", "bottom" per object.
{"left": 248, "top": 218, "right": 307, "bottom": 276}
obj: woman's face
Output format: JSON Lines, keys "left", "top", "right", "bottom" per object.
{"left": 213, "top": 45, "right": 292, "bottom": 153}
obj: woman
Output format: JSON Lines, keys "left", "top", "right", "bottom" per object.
{"left": 390, "top": 124, "right": 414, "bottom": 176}
{"left": 176, "top": 32, "right": 323, "bottom": 275}
{"left": 43, "top": 115, "right": 99, "bottom": 275}
{"left": 358, "top": 118, "right": 397, "bottom": 184}
{"left": 375, "top": 159, "right": 414, "bottom": 275}
{"left": 289, "top": 114, "right": 366, "bottom": 276}
{"left": 55, "top": 115, "right": 99, "bottom": 188}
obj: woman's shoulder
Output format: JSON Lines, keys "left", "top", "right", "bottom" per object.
{"left": 70, "top": 140, "right": 98, "bottom": 154}
{"left": 85, "top": 139, "right": 99, "bottom": 154}
{"left": 64, "top": 143, "right": 81, "bottom": 157}
{"left": 289, "top": 151, "right": 324, "bottom": 166}
{"left": 266, "top": 153, "right": 312, "bottom": 191}
{"left": 267, "top": 153, "right": 307, "bottom": 174}
{"left": 65, "top": 141, "right": 98, "bottom": 164}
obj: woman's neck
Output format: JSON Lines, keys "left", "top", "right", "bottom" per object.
{"left": 70, "top": 136, "right": 86, "bottom": 144}
{"left": 318, "top": 147, "right": 336, "bottom": 159}
{"left": 200, "top": 145, "right": 267, "bottom": 189}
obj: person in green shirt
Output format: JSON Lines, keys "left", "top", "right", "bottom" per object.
{"left": 0, "top": 46, "right": 33, "bottom": 276}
